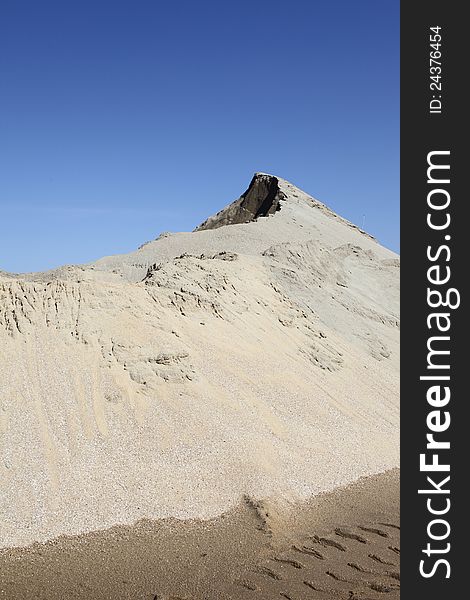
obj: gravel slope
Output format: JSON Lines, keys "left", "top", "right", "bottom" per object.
{"left": 0, "top": 174, "right": 399, "bottom": 547}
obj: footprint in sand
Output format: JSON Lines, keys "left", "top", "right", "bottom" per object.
{"left": 359, "top": 526, "right": 389, "bottom": 538}
{"left": 334, "top": 528, "right": 367, "bottom": 543}
{"left": 326, "top": 570, "right": 351, "bottom": 582}
{"left": 292, "top": 544, "right": 325, "bottom": 559}
{"left": 312, "top": 534, "right": 346, "bottom": 551}
{"left": 274, "top": 557, "right": 304, "bottom": 569}
{"left": 240, "top": 579, "right": 258, "bottom": 591}
{"left": 368, "top": 553, "right": 396, "bottom": 566}
{"left": 256, "top": 565, "right": 283, "bottom": 580}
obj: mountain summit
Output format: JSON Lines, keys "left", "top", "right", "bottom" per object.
{"left": 196, "top": 172, "right": 375, "bottom": 236}
{"left": 195, "top": 173, "right": 285, "bottom": 230}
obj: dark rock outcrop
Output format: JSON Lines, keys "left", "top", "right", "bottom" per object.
{"left": 195, "top": 173, "right": 285, "bottom": 231}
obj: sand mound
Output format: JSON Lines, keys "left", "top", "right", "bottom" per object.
{"left": 0, "top": 174, "right": 399, "bottom": 547}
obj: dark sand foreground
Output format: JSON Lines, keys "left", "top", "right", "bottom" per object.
{"left": 0, "top": 469, "right": 399, "bottom": 600}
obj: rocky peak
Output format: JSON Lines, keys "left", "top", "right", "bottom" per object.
{"left": 195, "top": 173, "right": 286, "bottom": 231}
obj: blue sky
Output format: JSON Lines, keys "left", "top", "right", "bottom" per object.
{"left": 0, "top": 0, "right": 399, "bottom": 273}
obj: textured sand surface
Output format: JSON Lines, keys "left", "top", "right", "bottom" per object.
{"left": 0, "top": 174, "right": 399, "bottom": 547}
{"left": 0, "top": 469, "right": 400, "bottom": 600}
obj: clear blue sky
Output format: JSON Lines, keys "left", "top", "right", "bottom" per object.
{"left": 0, "top": 0, "right": 399, "bottom": 273}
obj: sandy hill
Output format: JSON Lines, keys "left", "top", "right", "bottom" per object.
{"left": 0, "top": 173, "right": 399, "bottom": 548}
